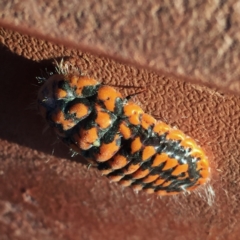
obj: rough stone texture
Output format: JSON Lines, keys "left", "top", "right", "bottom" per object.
{"left": 1, "top": 0, "right": 240, "bottom": 95}
{"left": 0, "top": 28, "right": 240, "bottom": 240}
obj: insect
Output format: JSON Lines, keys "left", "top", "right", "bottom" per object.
{"left": 37, "top": 60, "right": 210, "bottom": 196}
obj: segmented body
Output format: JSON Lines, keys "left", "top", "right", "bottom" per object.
{"left": 37, "top": 72, "right": 210, "bottom": 196}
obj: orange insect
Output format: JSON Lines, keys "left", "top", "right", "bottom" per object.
{"left": 37, "top": 61, "right": 210, "bottom": 196}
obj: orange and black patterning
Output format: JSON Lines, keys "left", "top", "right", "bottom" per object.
{"left": 37, "top": 65, "right": 210, "bottom": 196}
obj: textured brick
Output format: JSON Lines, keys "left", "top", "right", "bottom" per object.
{"left": 1, "top": 0, "right": 240, "bottom": 95}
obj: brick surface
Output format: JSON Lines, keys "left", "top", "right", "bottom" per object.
{"left": 1, "top": 0, "right": 240, "bottom": 95}
{"left": 0, "top": 28, "right": 240, "bottom": 239}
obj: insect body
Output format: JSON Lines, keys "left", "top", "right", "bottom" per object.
{"left": 37, "top": 66, "right": 210, "bottom": 196}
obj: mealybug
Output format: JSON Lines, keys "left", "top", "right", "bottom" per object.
{"left": 37, "top": 60, "right": 210, "bottom": 196}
